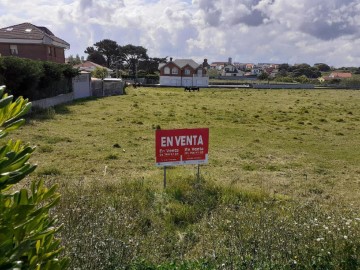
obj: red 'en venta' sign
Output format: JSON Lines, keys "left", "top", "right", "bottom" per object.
{"left": 155, "top": 128, "right": 209, "bottom": 166}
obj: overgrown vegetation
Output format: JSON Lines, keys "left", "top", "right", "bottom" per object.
{"left": 0, "top": 85, "right": 68, "bottom": 269}
{"left": 15, "top": 87, "right": 360, "bottom": 269}
{"left": 0, "top": 56, "right": 79, "bottom": 100}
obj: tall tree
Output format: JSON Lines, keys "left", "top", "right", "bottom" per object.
{"left": 84, "top": 39, "right": 119, "bottom": 68}
{"left": 138, "top": 57, "right": 167, "bottom": 74}
{"left": 314, "top": 63, "right": 331, "bottom": 72}
{"left": 119, "top": 45, "right": 149, "bottom": 78}
{"left": 67, "top": 54, "right": 82, "bottom": 66}
{"left": 86, "top": 51, "right": 106, "bottom": 66}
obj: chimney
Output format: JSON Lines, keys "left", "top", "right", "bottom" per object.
{"left": 228, "top": 57, "right": 232, "bottom": 64}
{"left": 170, "top": 57, "right": 173, "bottom": 62}
{"left": 203, "top": 58, "right": 209, "bottom": 68}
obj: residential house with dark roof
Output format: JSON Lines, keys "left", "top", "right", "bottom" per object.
{"left": 221, "top": 64, "right": 244, "bottom": 77}
{"left": 158, "top": 58, "right": 209, "bottom": 87}
{"left": 0, "top": 22, "right": 70, "bottom": 63}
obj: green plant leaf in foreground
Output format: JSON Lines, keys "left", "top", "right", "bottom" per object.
{"left": 0, "top": 85, "right": 68, "bottom": 269}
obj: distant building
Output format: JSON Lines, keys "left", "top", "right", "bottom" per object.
{"left": 210, "top": 61, "right": 228, "bottom": 71}
{"left": 158, "top": 58, "right": 209, "bottom": 87}
{"left": 221, "top": 64, "right": 244, "bottom": 76}
{"left": 74, "top": 61, "right": 112, "bottom": 74}
{"left": 0, "top": 22, "right": 69, "bottom": 63}
{"left": 318, "top": 72, "right": 352, "bottom": 82}
{"left": 328, "top": 72, "right": 352, "bottom": 79}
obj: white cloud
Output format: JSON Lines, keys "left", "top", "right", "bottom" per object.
{"left": 0, "top": 0, "right": 360, "bottom": 67}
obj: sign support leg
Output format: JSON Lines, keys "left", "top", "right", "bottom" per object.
{"left": 164, "top": 166, "right": 167, "bottom": 188}
{"left": 197, "top": 164, "right": 200, "bottom": 181}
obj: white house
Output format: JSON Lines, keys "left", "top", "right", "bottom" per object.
{"left": 221, "top": 64, "right": 244, "bottom": 77}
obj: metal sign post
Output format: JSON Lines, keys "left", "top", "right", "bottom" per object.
{"left": 155, "top": 128, "right": 209, "bottom": 188}
{"left": 197, "top": 164, "right": 200, "bottom": 181}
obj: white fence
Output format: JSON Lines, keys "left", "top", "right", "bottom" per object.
{"left": 160, "top": 75, "right": 209, "bottom": 87}
{"left": 31, "top": 93, "right": 74, "bottom": 109}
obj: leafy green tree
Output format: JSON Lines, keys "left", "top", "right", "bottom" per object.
{"left": 0, "top": 85, "right": 68, "bottom": 269}
{"left": 274, "top": 76, "right": 294, "bottom": 83}
{"left": 138, "top": 57, "right": 167, "bottom": 75}
{"left": 85, "top": 39, "right": 119, "bottom": 68}
{"left": 278, "top": 63, "right": 290, "bottom": 72}
{"left": 291, "top": 65, "right": 321, "bottom": 78}
{"left": 294, "top": 75, "right": 310, "bottom": 84}
{"left": 314, "top": 63, "right": 331, "bottom": 72}
{"left": 258, "top": 72, "right": 269, "bottom": 81}
{"left": 119, "top": 44, "right": 149, "bottom": 79}
{"left": 86, "top": 51, "right": 107, "bottom": 66}
{"left": 207, "top": 68, "right": 220, "bottom": 78}
{"left": 67, "top": 54, "right": 82, "bottom": 66}
{"left": 91, "top": 67, "right": 109, "bottom": 79}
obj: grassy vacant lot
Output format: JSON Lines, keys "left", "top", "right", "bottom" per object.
{"left": 14, "top": 87, "right": 359, "bottom": 269}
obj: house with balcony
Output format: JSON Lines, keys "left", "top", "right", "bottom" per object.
{"left": 0, "top": 22, "right": 69, "bottom": 63}
{"left": 158, "top": 58, "right": 209, "bottom": 87}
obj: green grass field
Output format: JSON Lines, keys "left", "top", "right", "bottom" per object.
{"left": 14, "top": 87, "right": 360, "bottom": 269}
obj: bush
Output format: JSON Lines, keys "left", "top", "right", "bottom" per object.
{"left": 0, "top": 57, "right": 43, "bottom": 98}
{"left": 0, "top": 85, "right": 68, "bottom": 269}
{"left": 91, "top": 66, "right": 109, "bottom": 79}
{"left": 340, "top": 78, "right": 360, "bottom": 88}
{"left": 0, "top": 57, "right": 79, "bottom": 100}
{"left": 274, "top": 76, "right": 294, "bottom": 83}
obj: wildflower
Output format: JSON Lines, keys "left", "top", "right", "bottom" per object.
{"left": 344, "top": 235, "right": 348, "bottom": 240}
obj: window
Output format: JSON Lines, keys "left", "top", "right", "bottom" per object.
{"left": 172, "top": 68, "right": 178, "bottom": 75}
{"left": 48, "top": 47, "right": 52, "bottom": 56}
{"left": 164, "top": 67, "right": 170, "bottom": 74}
{"left": 184, "top": 69, "right": 190, "bottom": 75}
{"left": 54, "top": 48, "right": 56, "bottom": 57}
{"left": 10, "top": 45, "right": 18, "bottom": 55}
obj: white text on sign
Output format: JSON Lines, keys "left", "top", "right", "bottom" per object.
{"left": 161, "top": 135, "right": 204, "bottom": 147}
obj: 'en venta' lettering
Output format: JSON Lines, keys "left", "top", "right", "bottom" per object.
{"left": 161, "top": 135, "right": 204, "bottom": 147}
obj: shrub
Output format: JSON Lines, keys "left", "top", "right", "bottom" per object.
{"left": 0, "top": 85, "right": 68, "bottom": 269}
{"left": 0, "top": 57, "right": 79, "bottom": 100}
{"left": 340, "top": 78, "right": 360, "bottom": 88}
{"left": 0, "top": 57, "right": 43, "bottom": 98}
{"left": 91, "top": 66, "right": 109, "bottom": 79}
{"left": 274, "top": 76, "right": 294, "bottom": 83}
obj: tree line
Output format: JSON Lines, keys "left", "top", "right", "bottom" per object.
{"left": 83, "top": 39, "right": 166, "bottom": 77}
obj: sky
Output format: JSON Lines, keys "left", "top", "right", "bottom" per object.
{"left": 1, "top": 0, "right": 360, "bottom": 67}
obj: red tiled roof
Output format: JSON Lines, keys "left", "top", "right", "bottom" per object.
{"left": 74, "top": 61, "right": 112, "bottom": 72}
{"left": 329, "top": 72, "right": 352, "bottom": 79}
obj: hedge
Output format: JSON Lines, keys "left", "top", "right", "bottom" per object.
{"left": 0, "top": 56, "right": 79, "bottom": 100}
